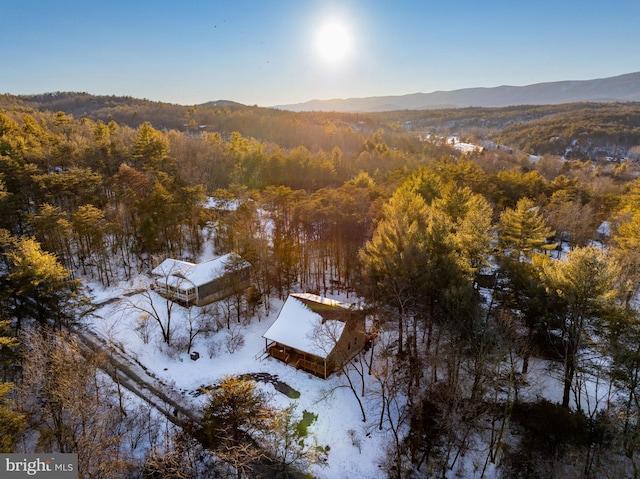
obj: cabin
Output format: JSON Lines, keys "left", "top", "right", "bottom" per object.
{"left": 262, "top": 293, "right": 366, "bottom": 379}
{"left": 151, "top": 253, "right": 251, "bottom": 306}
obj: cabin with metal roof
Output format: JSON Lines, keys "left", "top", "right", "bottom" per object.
{"left": 262, "top": 293, "right": 366, "bottom": 379}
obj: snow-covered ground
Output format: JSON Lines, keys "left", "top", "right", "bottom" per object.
{"left": 83, "top": 265, "right": 613, "bottom": 477}
{"left": 86, "top": 278, "right": 389, "bottom": 479}
{"left": 448, "top": 135, "right": 482, "bottom": 154}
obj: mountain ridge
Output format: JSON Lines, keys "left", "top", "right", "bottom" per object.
{"left": 275, "top": 71, "right": 640, "bottom": 112}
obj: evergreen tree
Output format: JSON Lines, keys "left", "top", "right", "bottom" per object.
{"left": 359, "top": 186, "right": 432, "bottom": 355}
{"left": 0, "top": 381, "right": 23, "bottom": 452}
{"left": 5, "top": 236, "right": 85, "bottom": 329}
{"left": 28, "top": 203, "right": 73, "bottom": 269}
{"left": 612, "top": 209, "right": 640, "bottom": 307}
{"left": 201, "top": 376, "right": 274, "bottom": 477}
{"left": 431, "top": 182, "right": 493, "bottom": 276}
{"left": 498, "top": 197, "right": 556, "bottom": 260}
{"left": 0, "top": 316, "right": 23, "bottom": 452}
{"left": 540, "top": 246, "right": 621, "bottom": 409}
{"left": 132, "top": 121, "right": 171, "bottom": 171}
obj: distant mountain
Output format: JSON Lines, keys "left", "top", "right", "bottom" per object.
{"left": 275, "top": 72, "right": 640, "bottom": 112}
{"left": 198, "top": 99, "right": 246, "bottom": 108}
{"left": 0, "top": 92, "right": 250, "bottom": 130}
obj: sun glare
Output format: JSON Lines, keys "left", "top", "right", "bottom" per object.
{"left": 315, "top": 19, "right": 352, "bottom": 64}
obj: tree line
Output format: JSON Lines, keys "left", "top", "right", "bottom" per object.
{"left": 7, "top": 92, "right": 640, "bottom": 161}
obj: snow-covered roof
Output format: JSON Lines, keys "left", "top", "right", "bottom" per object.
{"left": 262, "top": 295, "right": 347, "bottom": 359}
{"left": 151, "top": 259, "right": 194, "bottom": 278}
{"left": 153, "top": 253, "right": 249, "bottom": 290}
{"left": 290, "top": 292, "right": 355, "bottom": 310}
{"left": 597, "top": 221, "right": 611, "bottom": 236}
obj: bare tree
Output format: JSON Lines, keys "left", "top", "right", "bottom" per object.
{"left": 310, "top": 316, "right": 368, "bottom": 421}
{"left": 143, "top": 430, "right": 217, "bottom": 479}
{"left": 123, "top": 289, "right": 175, "bottom": 346}
{"left": 184, "top": 305, "right": 218, "bottom": 354}
{"left": 18, "top": 328, "right": 133, "bottom": 477}
{"left": 367, "top": 330, "right": 414, "bottom": 479}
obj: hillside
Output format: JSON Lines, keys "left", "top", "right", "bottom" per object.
{"left": 276, "top": 71, "right": 640, "bottom": 112}
{"left": 0, "top": 92, "right": 253, "bottom": 131}
{"left": 3, "top": 91, "right": 640, "bottom": 161}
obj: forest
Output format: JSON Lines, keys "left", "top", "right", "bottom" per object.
{"left": 1, "top": 94, "right": 640, "bottom": 478}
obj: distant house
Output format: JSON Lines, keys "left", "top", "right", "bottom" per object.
{"left": 151, "top": 253, "right": 251, "bottom": 306}
{"left": 262, "top": 293, "right": 366, "bottom": 379}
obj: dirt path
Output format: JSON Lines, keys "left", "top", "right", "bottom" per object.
{"left": 75, "top": 329, "right": 200, "bottom": 428}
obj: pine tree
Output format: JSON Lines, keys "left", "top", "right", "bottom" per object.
{"left": 5, "top": 236, "right": 85, "bottom": 329}
{"left": 498, "top": 197, "right": 556, "bottom": 260}
{"left": 540, "top": 246, "right": 621, "bottom": 408}
{"left": 359, "top": 186, "right": 432, "bottom": 355}
{"left": 0, "top": 381, "right": 24, "bottom": 452}
{"left": 612, "top": 210, "right": 640, "bottom": 307}
{"left": 201, "top": 376, "right": 274, "bottom": 477}
{"left": 0, "top": 317, "right": 23, "bottom": 452}
{"left": 132, "top": 122, "right": 171, "bottom": 171}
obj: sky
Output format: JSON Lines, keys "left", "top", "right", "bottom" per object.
{"left": 1, "top": 0, "right": 639, "bottom": 107}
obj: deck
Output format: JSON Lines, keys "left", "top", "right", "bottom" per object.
{"left": 266, "top": 344, "right": 335, "bottom": 379}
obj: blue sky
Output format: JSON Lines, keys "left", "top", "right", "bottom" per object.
{"left": 1, "top": 0, "right": 639, "bottom": 106}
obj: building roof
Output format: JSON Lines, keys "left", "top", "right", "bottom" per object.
{"left": 597, "top": 220, "right": 611, "bottom": 237}
{"left": 262, "top": 294, "right": 347, "bottom": 359}
{"left": 151, "top": 258, "right": 195, "bottom": 278}
{"left": 290, "top": 292, "right": 354, "bottom": 309}
{"left": 152, "top": 253, "right": 249, "bottom": 290}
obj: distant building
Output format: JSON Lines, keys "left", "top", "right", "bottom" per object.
{"left": 151, "top": 253, "right": 251, "bottom": 306}
{"left": 262, "top": 293, "right": 366, "bottom": 379}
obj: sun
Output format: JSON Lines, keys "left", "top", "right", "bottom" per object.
{"left": 315, "top": 19, "right": 352, "bottom": 64}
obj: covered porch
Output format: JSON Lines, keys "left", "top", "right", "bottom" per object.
{"left": 265, "top": 340, "right": 335, "bottom": 379}
{"left": 154, "top": 283, "right": 198, "bottom": 305}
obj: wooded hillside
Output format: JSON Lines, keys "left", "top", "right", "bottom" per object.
{"left": 2, "top": 95, "right": 640, "bottom": 478}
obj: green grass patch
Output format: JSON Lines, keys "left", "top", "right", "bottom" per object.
{"left": 287, "top": 388, "right": 301, "bottom": 399}
{"left": 295, "top": 410, "right": 318, "bottom": 438}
